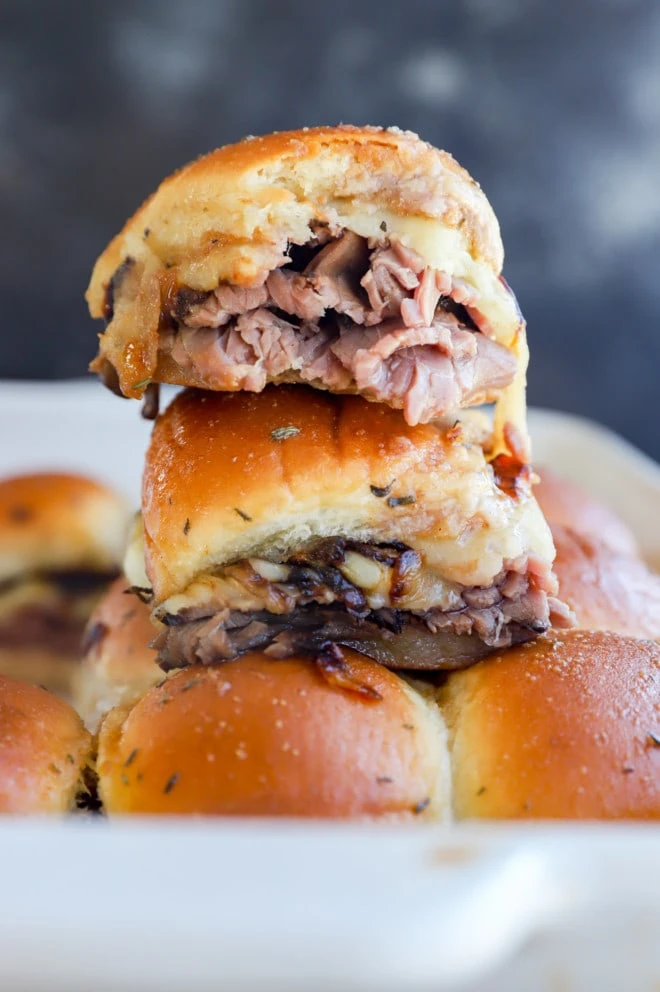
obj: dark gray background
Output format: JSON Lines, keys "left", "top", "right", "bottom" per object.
{"left": 2, "top": 0, "right": 660, "bottom": 455}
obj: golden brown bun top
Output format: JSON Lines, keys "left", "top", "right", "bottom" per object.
{"left": 75, "top": 578, "right": 162, "bottom": 728}
{"left": 97, "top": 650, "right": 449, "bottom": 818}
{"left": 535, "top": 467, "right": 637, "bottom": 556}
{"left": 0, "top": 675, "right": 93, "bottom": 813}
{"left": 142, "top": 386, "right": 553, "bottom": 603}
{"left": 551, "top": 524, "right": 660, "bottom": 639}
{"left": 0, "top": 472, "right": 129, "bottom": 583}
{"left": 442, "top": 630, "right": 660, "bottom": 819}
{"left": 88, "top": 125, "right": 502, "bottom": 310}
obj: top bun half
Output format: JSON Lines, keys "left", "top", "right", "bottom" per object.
{"left": 0, "top": 473, "right": 129, "bottom": 584}
{"left": 86, "top": 126, "right": 521, "bottom": 404}
{"left": 141, "top": 386, "right": 553, "bottom": 605}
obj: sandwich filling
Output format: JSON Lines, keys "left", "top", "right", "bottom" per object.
{"left": 106, "top": 232, "right": 519, "bottom": 425}
{"left": 152, "top": 538, "right": 570, "bottom": 671}
{"left": 0, "top": 570, "right": 117, "bottom": 655}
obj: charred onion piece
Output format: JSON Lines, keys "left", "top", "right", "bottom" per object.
{"left": 314, "top": 643, "right": 383, "bottom": 701}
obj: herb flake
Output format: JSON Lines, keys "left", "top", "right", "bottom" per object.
{"left": 132, "top": 377, "right": 152, "bottom": 391}
{"left": 164, "top": 773, "right": 179, "bottom": 795}
{"left": 234, "top": 507, "right": 252, "bottom": 522}
{"left": 412, "top": 797, "right": 431, "bottom": 815}
{"left": 126, "top": 585, "right": 152, "bottom": 604}
{"left": 387, "top": 495, "right": 416, "bottom": 508}
{"left": 124, "top": 748, "right": 139, "bottom": 768}
{"left": 183, "top": 518, "right": 191, "bottom": 535}
{"left": 370, "top": 480, "right": 395, "bottom": 498}
{"left": 271, "top": 425, "right": 301, "bottom": 441}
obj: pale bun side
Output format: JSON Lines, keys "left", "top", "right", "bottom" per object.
{"left": 97, "top": 651, "right": 450, "bottom": 819}
{"left": 440, "top": 630, "right": 660, "bottom": 819}
{"left": 535, "top": 467, "right": 637, "bottom": 556}
{"left": 0, "top": 676, "right": 93, "bottom": 813}
{"left": 74, "top": 577, "right": 162, "bottom": 730}
{"left": 142, "top": 386, "right": 553, "bottom": 604}
{"left": 551, "top": 525, "right": 660, "bottom": 639}
{"left": 0, "top": 473, "right": 129, "bottom": 583}
{"left": 85, "top": 126, "right": 521, "bottom": 400}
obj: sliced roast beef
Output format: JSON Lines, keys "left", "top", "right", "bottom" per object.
{"left": 156, "top": 603, "right": 544, "bottom": 672}
{"left": 330, "top": 321, "right": 515, "bottom": 425}
{"left": 361, "top": 242, "right": 423, "bottom": 322}
{"left": 159, "top": 231, "right": 519, "bottom": 424}
{"left": 161, "top": 305, "right": 516, "bottom": 423}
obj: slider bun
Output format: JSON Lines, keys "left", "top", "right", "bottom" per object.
{"left": 88, "top": 124, "right": 502, "bottom": 309}
{"left": 86, "top": 125, "right": 519, "bottom": 399}
{"left": 97, "top": 650, "right": 449, "bottom": 818}
{"left": 535, "top": 467, "right": 637, "bottom": 556}
{"left": 0, "top": 473, "right": 129, "bottom": 583}
{"left": 75, "top": 578, "right": 162, "bottom": 729}
{"left": 441, "top": 630, "right": 660, "bottom": 819}
{"left": 142, "top": 386, "right": 553, "bottom": 604}
{"left": 551, "top": 524, "right": 660, "bottom": 638}
{"left": 0, "top": 675, "right": 93, "bottom": 813}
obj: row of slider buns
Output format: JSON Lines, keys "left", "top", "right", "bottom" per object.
{"left": 0, "top": 463, "right": 659, "bottom": 815}
{"left": 1, "top": 468, "right": 659, "bottom": 817}
{"left": 1, "top": 126, "right": 659, "bottom": 817}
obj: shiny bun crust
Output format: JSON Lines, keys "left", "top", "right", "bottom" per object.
{"left": 551, "top": 525, "right": 660, "bottom": 639}
{"left": 75, "top": 578, "right": 162, "bottom": 729}
{"left": 88, "top": 124, "right": 502, "bottom": 312}
{"left": 441, "top": 630, "right": 660, "bottom": 819}
{"left": 85, "top": 126, "right": 518, "bottom": 399}
{"left": 0, "top": 473, "right": 129, "bottom": 582}
{"left": 142, "top": 386, "right": 553, "bottom": 603}
{"left": 97, "top": 651, "right": 449, "bottom": 818}
{"left": 535, "top": 467, "right": 637, "bottom": 556}
{"left": 0, "top": 676, "right": 93, "bottom": 813}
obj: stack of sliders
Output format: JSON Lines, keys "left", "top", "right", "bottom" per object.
{"left": 75, "top": 126, "right": 659, "bottom": 820}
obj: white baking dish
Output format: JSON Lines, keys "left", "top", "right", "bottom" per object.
{"left": 0, "top": 380, "right": 659, "bottom": 992}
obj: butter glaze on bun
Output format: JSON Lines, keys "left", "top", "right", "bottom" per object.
{"left": 97, "top": 651, "right": 449, "bottom": 818}
{"left": 441, "top": 630, "right": 660, "bottom": 819}
{"left": 0, "top": 676, "right": 93, "bottom": 813}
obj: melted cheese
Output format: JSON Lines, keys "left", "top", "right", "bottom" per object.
{"left": 337, "top": 207, "right": 521, "bottom": 347}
